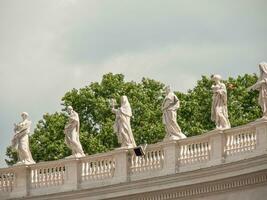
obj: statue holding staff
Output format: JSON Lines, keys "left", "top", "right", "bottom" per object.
{"left": 12, "top": 112, "right": 35, "bottom": 165}
{"left": 64, "top": 106, "right": 85, "bottom": 158}
{"left": 211, "top": 74, "right": 231, "bottom": 129}
{"left": 111, "top": 96, "right": 136, "bottom": 148}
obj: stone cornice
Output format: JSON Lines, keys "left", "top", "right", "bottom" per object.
{"left": 20, "top": 154, "right": 267, "bottom": 200}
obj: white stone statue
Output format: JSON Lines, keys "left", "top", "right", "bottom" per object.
{"left": 162, "top": 86, "right": 186, "bottom": 141}
{"left": 211, "top": 74, "right": 231, "bottom": 129}
{"left": 111, "top": 96, "right": 136, "bottom": 148}
{"left": 64, "top": 106, "right": 85, "bottom": 158}
{"left": 11, "top": 112, "right": 35, "bottom": 165}
{"left": 248, "top": 62, "right": 267, "bottom": 119}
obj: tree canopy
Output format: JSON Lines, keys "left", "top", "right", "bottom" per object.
{"left": 5, "top": 73, "right": 261, "bottom": 165}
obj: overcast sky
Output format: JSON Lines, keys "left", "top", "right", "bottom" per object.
{"left": 0, "top": 0, "right": 266, "bottom": 167}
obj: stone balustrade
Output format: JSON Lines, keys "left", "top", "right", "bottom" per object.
{"left": 178, "top": 135, "right": 211, "bottom": 166}
{"left": 80, "top": 154, "right": 115, "bottom": 182}
{"left": 0, "top": 169, "right": 15, "bottom": 193}
{"left": 130, "top": 143, "right": 164, "bottom": 174}
{"left": 1, "top": 119, "right": 267, "bottom": 200}
{"left": 30, "top": 163, "right": 66, "bottom": 189}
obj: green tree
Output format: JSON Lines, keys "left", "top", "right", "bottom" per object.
{"left": 5, "top": 73, "right": 261, "bottom": 165}
{"left": 61, "top": 73, "right": 166, "bottom": 151}
{"left": 177, "top": 74, "right": 260, "bottom": 136}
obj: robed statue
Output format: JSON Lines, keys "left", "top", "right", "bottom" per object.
{"left": 211, "top": 74, "right": 231, "bottom": 129}
{"left": 12, "top": 112, "right": 35, "bottom": 165}
{"left": 64, "top": 106, "right": 85, "bottom": 158}
{"left": 248, "top": 62, "right": 267, "bottom": 119}
{"left": 162, "top": 86, "right": 186, "bottom": 140}
{"left": 111, "top": 96, "right": 136, "bottom": 148}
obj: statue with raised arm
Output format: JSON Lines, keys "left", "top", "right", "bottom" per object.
{"left": 248, "top": 62, "right": 267, "bottom": 119}
{"left": 162, "top": 86, "right": 186, "bottom": 141}
{"left": 111, "top": 96, "right": 136, "bottom": 148}
{"left": 12, "top": 112, "right": 35, "bottom": 165}
{"left": 64, "top": 106, "right": 85, "bottom": 158}
{"left": 211, "top": 74, "right": 231, "bottom": 129}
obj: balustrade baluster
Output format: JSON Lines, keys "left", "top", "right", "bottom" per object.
{"left": 244, "top": 133, "right": 248, "bottom": 151}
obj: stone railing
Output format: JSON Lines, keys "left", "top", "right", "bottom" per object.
{"left": 178, "top": 134, "right": 211, "bottom": 165}
{"left": 80, "top": 154, "right": 115, "bottom": 182}
{"left": 1, "top": 119, "right": 267, "bottom": 199}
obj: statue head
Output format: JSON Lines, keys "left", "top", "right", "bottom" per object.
{"left": 21, "top": 112, "right": 29, "bottom": 120}
{"left": 121, "top": 96, "right": 129, "bottom": 106}
{"left": 67, "top": 106, "right": 73, "bottom": 114}
{"left": 120, "top": 96, "right": 132, "bottom": 116}
{"left": 259, "top": 62, "right": 267, "bottom": 77}
{"left": 211, "top": 74, "right": 222, "bottom": 84}
{"left": 164, "top": 86, "right": 171, "bottom": 95}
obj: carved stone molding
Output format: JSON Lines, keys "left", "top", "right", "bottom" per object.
{"left": 137, "top": 170, "right": 267, "bottom": 200}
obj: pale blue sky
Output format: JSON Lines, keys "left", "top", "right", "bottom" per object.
{"left": 0, "top": 0, "right": 266, "bottom": 167}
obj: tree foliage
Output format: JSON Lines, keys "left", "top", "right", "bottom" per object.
{"left": 176, "top": 74, "right": 260, "bottom": 136}
{"left": 5, "top": 73, "right": 261, "bottom": 165}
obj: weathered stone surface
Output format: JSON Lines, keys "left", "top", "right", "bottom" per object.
{"left": 248, "top": 62, "right": 267, "bottom": 119}
{"left": 64, "top": 106, "right": 85, "bottom": 158}
{"left": 11, "top": 112, "right": 35, "bottom": 165}
{"left": 211, "top": 74, "right": 231, "bottom": 130}
{"left": 111, "top": 96, "right": 136, "bottom": 148}
{"left": 162, "top": 86, "right": 186, "bottom": 141}
{"left": 1, "top": 120, "right": 267, "bottom": 200}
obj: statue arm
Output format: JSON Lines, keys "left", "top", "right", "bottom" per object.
{"left": 162, "top": 99, "right": 172, "bottom": 111}
{"left": 220, "top": 85, "right": 228, "bottom": 105}
{"left": 218, "top": 83, "right": 227, "bottom": 93}
{"left": 247, "top": 79, "right": 267, "bottom": 91}
{"left": 217, "top": 89, "right": 226, "bottom": 96}
{"left": 12, "top": 127, "right": 28, "bottom": 141}
{"left": 111, "top": 108, "right": 118, "bottom": 114}
{"left": 64, "top": 122, "right": 72, "bottom": 130}
{"left": 65, "top": 118, "right": 78, "bottom": 130}
{"left": 173, "top": 95, "right": 180, "bottom": 108}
